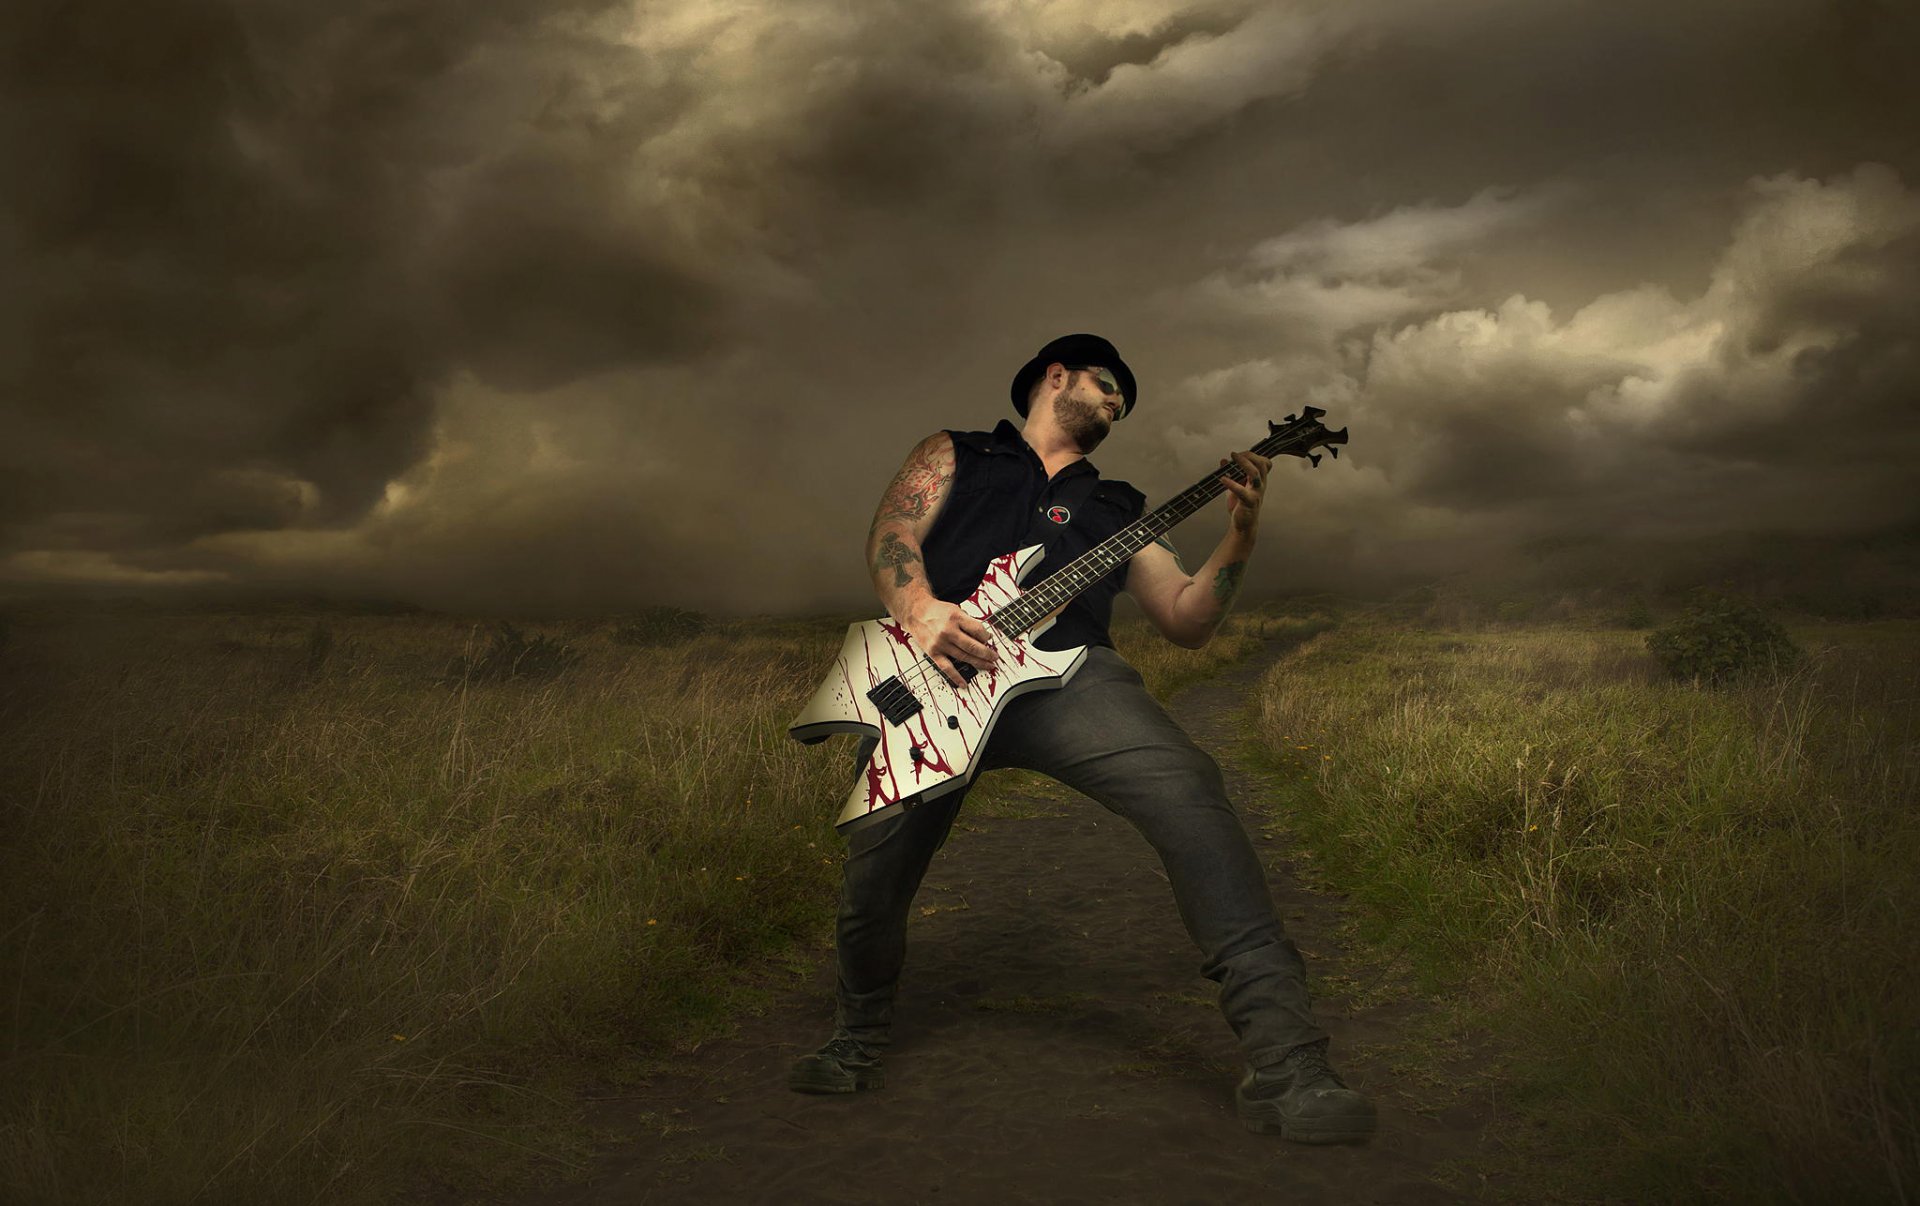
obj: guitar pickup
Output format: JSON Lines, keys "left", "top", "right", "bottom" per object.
{"left": 921, "top": 655, "right": 978, "bottom": 683}
{"left": 865, "top": 676, "right": 924, "bottom": 726}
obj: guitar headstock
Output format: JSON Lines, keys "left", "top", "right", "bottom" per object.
{"left": 1257, "top": 405, "right": 1349, "bottom": 468}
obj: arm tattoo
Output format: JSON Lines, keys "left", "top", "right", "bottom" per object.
{"left": 874, "top": 531, "right": 922, "bottom": 588}
{"left": 872, "top": 434, "right": 955, "bottom": 529}
{"left": 1211, "top": 560, "right": 1246, "bottom": 608}
{"left": 1153, "top": 536, "right": 1187, "bottom": 573}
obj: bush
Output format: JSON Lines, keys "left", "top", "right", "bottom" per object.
{"left": 1645, "top": 591, "right": 1800, "bottom": 685}
{"left": 612, "top": 606, "right": 710, "bottom": 647}
{"left": 445, "top": 622, "right": 580, "bottom": 682}
{"left": 1610, "top": 600, "right": 1655, "bottom": 629}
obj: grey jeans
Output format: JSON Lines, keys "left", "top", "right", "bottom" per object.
{"left": 833, "top": 645, "right": 1326, "bottom": 1071}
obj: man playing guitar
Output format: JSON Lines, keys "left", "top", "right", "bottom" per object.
{"left": 788, "top": 333, "right": 1376, "bottom": 1144}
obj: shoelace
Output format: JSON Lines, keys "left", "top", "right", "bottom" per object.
{"left": 823, "top": 1036, "right": 876, "bottom": 1063}
{"left": 1283, "top": 1040, "right": 1347, "bottom": 1089}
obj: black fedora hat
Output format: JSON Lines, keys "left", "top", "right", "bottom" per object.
{"left": 1010, "top": 333, "right": 1137, "bottom": 419}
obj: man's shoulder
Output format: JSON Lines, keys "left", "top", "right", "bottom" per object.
{"left": 945, "top": 419, "right": 1024, "bottom": 454}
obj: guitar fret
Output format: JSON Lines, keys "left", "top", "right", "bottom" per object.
{"left": 985, "top": 419, "right": 1332, "bottom": 641}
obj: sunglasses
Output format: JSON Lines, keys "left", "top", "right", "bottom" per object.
{"left": 1066, "top": 365, "right": 1125, "bottom": 406}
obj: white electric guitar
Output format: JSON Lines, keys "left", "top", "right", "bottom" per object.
{"left": 790, "top": 408, "right": 1349, "bottom": 831}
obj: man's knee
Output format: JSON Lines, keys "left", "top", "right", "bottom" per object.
{"left": 1139, "top": 740, "right": 1232, "bottom": 808}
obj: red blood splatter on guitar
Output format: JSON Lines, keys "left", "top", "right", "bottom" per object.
{"left": 954, "top": 688, "right": 982, "bottom": 722}
{"left": 837, "top": 657, "right": 861, "bottom": 712}
{"left": 863, "top": 749, "right": 896, "bottom": 807}
{"left": 908, "top": 721, "right": 955, "bottom": 778}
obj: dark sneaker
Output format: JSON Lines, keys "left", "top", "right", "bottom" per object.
{"left": 788, "top": 1033, "right": 884, "bottom": 1094}
{"left": 1235, "top": 1038, "right": 1377, "bottom": 1144}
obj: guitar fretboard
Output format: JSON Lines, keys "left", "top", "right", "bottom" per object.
{"left": 989, "top": 411, "right": 1344, "bottom": 638}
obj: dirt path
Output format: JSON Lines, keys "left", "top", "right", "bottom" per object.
{"left": 514, "top": 639, "right": 1501, "bottom": 1204}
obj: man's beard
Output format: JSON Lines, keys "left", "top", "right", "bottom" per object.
{"left": 1052, "top": 393, "right": 1111, "bottom": 453}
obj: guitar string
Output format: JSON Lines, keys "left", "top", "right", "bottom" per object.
{"left": 877, "top": 430, "right": 1317, "bottom": 734}
{"left": 864, "top": 437, "right": 1339, "bottom": 811}
{"left": 886, "top": 465, "right": 1256, "bottom": 707}
{"left": 884, "top": 526, "right": 1141, "bottom": 716}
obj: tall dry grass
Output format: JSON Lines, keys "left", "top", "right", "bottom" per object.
{"left": 0, "top": 602, "right": 1296, "bottom": 1202}
{"left": 1253, "top": 619, "right": 1920, "bottom": 1202}
{"left": 0, "top": 609, "right": 858, "bottom": 1203}
{"left": 1113, "top": 606, "right": 1332, "bottom": 699}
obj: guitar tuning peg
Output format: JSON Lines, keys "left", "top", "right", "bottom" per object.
{"left": 1268, "top": 419, "right": 1281, "bottom": 436}
{"left": 1330, "top": 446, "right": 1338, "bottom": 459}
{"left": 1308, "top": 452, "right": 1322, "bottom": 467}
{"left": 1284, "top": 413, "right": 1297, "bottom": 423}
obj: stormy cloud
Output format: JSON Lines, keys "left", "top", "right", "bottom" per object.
{"left": 4, "top": 0, "right": 1918, "bottom": 614}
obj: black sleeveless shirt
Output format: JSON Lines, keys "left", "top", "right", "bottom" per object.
{"left": 920, "top": 420, "right": 1147, "bottom": 652}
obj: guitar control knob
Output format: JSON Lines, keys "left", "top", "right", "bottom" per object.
{"left": 909, "top": 746, "right": 924, "bottom": 763}
{"left": 947, "top": 716, "right": 959, "bottom": 729}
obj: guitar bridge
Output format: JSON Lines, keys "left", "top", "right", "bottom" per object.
{"left": 865, "top": 676, "right": 924, "bottom": 726}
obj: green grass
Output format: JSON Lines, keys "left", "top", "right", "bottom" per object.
{"left": 0, "top": 602, "right": 1295, "bottom": 1203}
{"left": 30, "top": 600, "right": 1896, "bottom": 1203}
{"left": 0, "top": 609, "right": 857, "bottom": 1203}
{"left": 1247, "top": 618, "right": 1920, "bottom": 1203}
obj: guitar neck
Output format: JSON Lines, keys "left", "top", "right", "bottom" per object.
{"left": 990, "top": 410, "right": 1344, "bottom": 638}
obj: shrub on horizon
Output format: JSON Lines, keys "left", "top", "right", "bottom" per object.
{"left": 1645, "top": 591, "right": 1801, "bottom": 685}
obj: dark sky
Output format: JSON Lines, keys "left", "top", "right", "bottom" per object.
{"left": 5, "top": 0, "right": 1919, "bottom": 615}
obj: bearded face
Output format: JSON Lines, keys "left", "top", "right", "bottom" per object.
{"left": 1049, "top": 374, "right": 1116, "bottom": 453}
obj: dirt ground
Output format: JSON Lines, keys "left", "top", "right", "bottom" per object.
{"left": 507, "top": 639, "right": 1509, "bottom": 1205}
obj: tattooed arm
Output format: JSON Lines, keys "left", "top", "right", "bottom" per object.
{"left": 865, "top": 432, "right": 997, "bottom": 686}
{"left": 865, "top": 432, "right": 952, "bottom": 614}
{"left": 1125, "top": 533, "right": 1253, "bottom": 649}
{"left": 1123, "top": 449, "right": 1269, "bottom": 649}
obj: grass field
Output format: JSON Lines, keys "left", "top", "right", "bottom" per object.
{"left": 2, "top": 602, "right": 1912, "bottom": 1203}
{"left": 1249, "top": 615, "right": 1920, "bottom": 1203}
{"left": 0, "top": 603, "right": 1304, "bottom": 1204}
